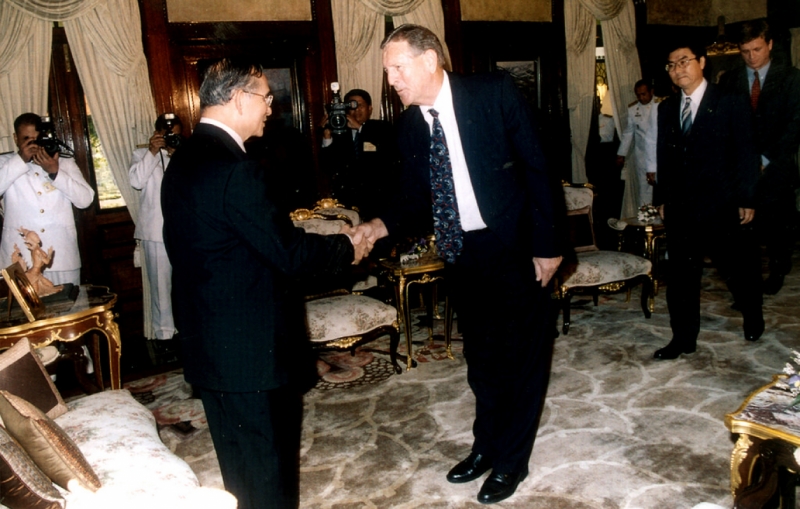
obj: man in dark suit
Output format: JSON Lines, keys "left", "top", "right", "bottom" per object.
{"left": 357, "top": 25, "right": 562, "bottom": 504}
{"left": 161, "top": 58, "right": 365, "bottom": 509}
{"left": 653, "top": 41, "right": 764, "bottom": 360}
{"left": 719, "top": 19, "right": 800, "bottom": 295}
{"left": 320, "top": 88, "right": 400, "bottom": 219}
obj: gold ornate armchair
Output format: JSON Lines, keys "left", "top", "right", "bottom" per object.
{"left": 556, "top": 183, "right": 654, "bottom": 334}
{"left": 292, "top": 203, "right": 402, "bottom": 373}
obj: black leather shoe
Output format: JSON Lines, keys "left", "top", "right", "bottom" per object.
{"left": 477, "top": 470, "right": 528, "bottom": 504}
{"left": 653, "top": 340, "right": 696, "bottom": 360}
{"left": 763, "top": 274, "right": 785, "bottom": 295}
{"left": 446, "top": 452, "right": 492, "bottom": 484}
{"left": 744, "top": 316, "right": 765, "bottom": 342}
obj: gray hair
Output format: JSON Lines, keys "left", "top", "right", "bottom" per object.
{"left": 199, "top": 58, "right": 264, "bottom": 109}
{"left": 381, "top": 24, "right": 446, "bottom": 68}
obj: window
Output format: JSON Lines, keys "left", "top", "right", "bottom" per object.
{"left": 86, "top": 110, "right": 125, "bottom": 209}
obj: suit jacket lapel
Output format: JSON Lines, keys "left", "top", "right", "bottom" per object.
{"left": 688, "top": 84, "right": 720, "bottom": 138}
{"left": 448, "top": 73, "right": 483, "bottom": 191}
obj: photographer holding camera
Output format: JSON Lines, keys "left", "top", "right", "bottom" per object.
{"left": 319, "top": 88, "right": 399, "bottom": 220}
{"left": 0, "top": 113, "right": 95, "bottom": 286}
{"left": 129, "top": 113, "right": 182, "bottom": 343}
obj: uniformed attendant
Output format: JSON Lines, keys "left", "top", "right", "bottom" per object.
{"left": 617, "top": 80, "right": 659, "bottom": 209}
{"left": 0, "top": 113, "right": 94, "bottom": 286}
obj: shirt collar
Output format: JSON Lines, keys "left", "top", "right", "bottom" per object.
{"left": 421, "top": 72, "right": 452, "bottom": 120}
{"left": 682, "top": 78, "right": 708, "bottom": 105}
{"left": 748, "top": 60, "right": 772, "bottom": 81}
{"left": 199, "top": 117, "right": 246, "bottom": 153}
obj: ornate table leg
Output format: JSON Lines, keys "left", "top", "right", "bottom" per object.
{"left": 444, "top": 295, "right": 454, "bottom": 360}
{"left": 731, "top": 435, "right": 800, "bottom": 509}
{"left": 101, "top": 310, "right": 122, "bottom": 390}
{"left": 394, "top": 275, "right": 415, "bottom": 371}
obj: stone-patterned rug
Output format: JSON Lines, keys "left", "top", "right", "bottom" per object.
{"left": 126, "top": 258, "right": 800, "bottom": 508}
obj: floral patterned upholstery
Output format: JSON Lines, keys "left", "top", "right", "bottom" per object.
{"left": 563, "top": 185, "right": 593, "bottom": 212}
{"left": 562, "top": 251, "right": 652, "bottom": 288}
{"left": 41, "top": 390, "right": 236, "bottom": 509}
{"left": 305, "top": 294, "right": 397, "bottom": 343}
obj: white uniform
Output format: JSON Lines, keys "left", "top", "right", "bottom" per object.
{"left": 0, "top": 152, "right": 94, "bottom": 285}
{"left": 617, "top": 100, "right": 658, "bottom": 208}
{"left": 129, "top": 147, "right": 175, "bottom": 339}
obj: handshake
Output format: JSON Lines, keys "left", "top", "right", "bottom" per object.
{"left": 340, "top": 218, "right": 389, "bottom": 264}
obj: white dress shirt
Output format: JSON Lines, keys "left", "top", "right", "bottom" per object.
{"left": 420, "top": 73, "right": 487, "bottom": 232}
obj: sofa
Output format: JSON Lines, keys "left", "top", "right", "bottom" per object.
{"left": 0, "top": 339, "right": 236, "bottom": 509}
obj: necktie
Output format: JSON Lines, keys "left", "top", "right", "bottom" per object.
{"left": 428, "top": 108, "right": 463, "bottom": 264}
{"left": 353, "top": 129, "right": 362, "bottom": 159}
{"left": 680, "top": 97, "right": 692, "bottom": 136}
{"left": 751, "top": 70, "right": 761, "bottom": 111}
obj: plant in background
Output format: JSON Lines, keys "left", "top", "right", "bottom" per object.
{"left": 776, "top": 349, "right": 800, "bottom": 407}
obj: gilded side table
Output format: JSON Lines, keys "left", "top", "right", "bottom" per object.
{"left": 0, "top": 285, "right": 121, "bottom": 390}
{"left": 724, "top": 376, "right": 800, "bottom": 509}
{"left": 379, "top": 257, "right": 453, "bottom": 370}
{"left": 617, "top": 217, "right": 666, "bottom": 293}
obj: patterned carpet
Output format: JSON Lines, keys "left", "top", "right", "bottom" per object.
{"left": 125, "top": 257, "right": 800, "bottom": 508}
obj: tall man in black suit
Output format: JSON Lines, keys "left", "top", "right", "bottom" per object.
{"left": 357, "top": 25, "right": 562, "bottom": 504}
{"left": 719, "top": 20, "right": 800, "bottom": 295}
{"left": 161, "top": 59, "right": 365, "bottom": 509}
{"left": 653, "top": 41, "right": 764, "bottom": 360}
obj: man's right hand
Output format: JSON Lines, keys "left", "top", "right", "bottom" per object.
{"left": 17, "top": 138, "right": 38, "bottom": 163}
{"left": 355, "top": 218, "right": 389, "bottom": 246}
{"left": 148, "top": 130, "right": 167, "bottom": 155}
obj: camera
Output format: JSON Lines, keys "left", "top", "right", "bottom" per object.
{"left": 161, "top": 113, "right": 182, "bottom": 149}
{"left": 35, "top": 116, "right": 60, "bottom": 156}
{"left": 325, "top": 83, "right": 358, "bottom": 135}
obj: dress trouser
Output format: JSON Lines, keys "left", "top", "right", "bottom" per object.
{"left": 199, "top": 385, "right": 303, "bottom": 509}
{"left": 142, "top": 240, "right": 176, "bottom": 339}
{"left": 665, "top": 213, "right": 763, "bottom": 345}
{"left": 448, "top": 228, "right": 555, "bottom": 474}
{"left": 755, "top": 184, "right": 798, "bottom": 277}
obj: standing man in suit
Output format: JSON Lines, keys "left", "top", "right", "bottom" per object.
{"left": 653, "top": 41, "right": 764, "bottom": 360}
{"left": 719, "top": 20, "right": 800, "bottom": 295}
{"left": 162, "top": 58, "right": 365, "bottom": 509}
{"left": 357, "top": 25, "right": 562, "bottom": 504}
{"left": 319, "top": 88, "right": 399, "bottom": 219}
{"left": 617, "top": 80, "right": 659, "bottom": 209}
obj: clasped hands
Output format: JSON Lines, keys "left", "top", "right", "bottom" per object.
{"left": 340, "top": 218, "right": 389, "bottom": 264}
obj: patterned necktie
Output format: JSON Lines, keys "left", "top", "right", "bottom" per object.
{"left": 428, "top": 108, "right": 463, "bottom": 264}
{"left": 751, "top": 70, "right": 761, "bottom": 111}
{"left": 681, "top": 97, "right": 692, "bottom": 136}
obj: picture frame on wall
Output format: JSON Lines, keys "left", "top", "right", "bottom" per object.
{"left": 496, "top": 60, "right": 541, "bottom": 110}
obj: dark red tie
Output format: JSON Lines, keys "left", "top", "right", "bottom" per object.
{"left": 751, "top": 71, "right": 761, "bottom": 111}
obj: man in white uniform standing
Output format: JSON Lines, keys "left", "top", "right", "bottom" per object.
{"left": 0, "top": 113, "right": 94, "bottom": 286}
{"left": 617, "top": 80, "right": 658, "bottom": 209}
{"left": 129, "top": 113, "right": 181, "bottom": 340}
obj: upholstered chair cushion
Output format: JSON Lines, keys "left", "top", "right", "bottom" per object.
{"left": 564, "top": 186, "right": 593, "bottom": 212}
{"left": 563, "top": 251, "right": 652, "bottom": 288}
{"left": 292, "top": 219, "right": 346, "bottom": 236}
{"left": 0, "top": 339, "right": 67, "bottom": 420}
{"left": 0, "top": 425, "right": 64, "bottom": 509}
{"left": 0, "top": 391, "right": 101, "bottom": 492}
{"left": 305, "top": 295, "right": 397, "bottom": 343}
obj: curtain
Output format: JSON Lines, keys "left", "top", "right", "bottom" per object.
{"left": 564, "top": 0, "right": 641, "bottom": 219}
{"left": 330, "top": 0, "right": 449, "bottom": 119}
{"left": 1, "top": 0, "right": 157, "bottom": 337}
{"left": 0, "top": 2, "right": 51, "bottom": 152}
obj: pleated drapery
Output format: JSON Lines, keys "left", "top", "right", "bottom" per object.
{"left": 565, "top": 0, "right": 642, "bottom": 219}
{"left": 0, "top": 0, "right": 157, "bottom": 337}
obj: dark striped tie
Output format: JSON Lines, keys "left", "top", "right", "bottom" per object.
{"left": 428, "top": 108, "right": 463, "bottom": 264}
{"left": 681, "top": 97, "right": 692, "bottom": 136}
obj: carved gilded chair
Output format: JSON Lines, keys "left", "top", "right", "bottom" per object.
{"left": 291, "top": 205, "right": 402, "bottom": 374}
{"left": 556, "top": 183, "right": 654, "bottom": 334}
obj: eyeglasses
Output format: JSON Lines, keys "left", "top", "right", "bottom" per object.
{"left": 665, "top": 57, "right": 698, "bottom": 72}
{"left": 245, "top": 90, "right": 273, "bottom": 107}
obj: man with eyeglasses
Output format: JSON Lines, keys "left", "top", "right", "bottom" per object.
{"left": 319, "top": 88, "right": 399, "bottom": 220}
{"left": 652, "top": 41, "right": 764, "bottom": 360}
{"left": 719, "top": 19, "right": 800, "bottom": 296}
{"left": 161, "top": 58, "right": 367, "bottom": 509}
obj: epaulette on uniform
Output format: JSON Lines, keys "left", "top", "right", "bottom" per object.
{"left": 628, "top": 100, "right": 638, "bottom": 108}
{"left": 654, "top": 96, "right": 666, "bottom": 103}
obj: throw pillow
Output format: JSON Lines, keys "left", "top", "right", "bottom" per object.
{"left": 0, "top": 425, "right": 64, "bottom": 509}
{"left": 0, "top": 391, "right": 101, "bottom": 492}
{"left": 0, "top": 339, "right": 67, "bottom": 419}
